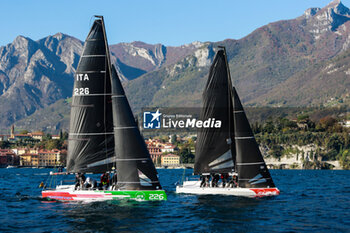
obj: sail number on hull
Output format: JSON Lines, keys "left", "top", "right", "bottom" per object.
{"left": 149, "top": 193, "right": 165, "bottom": 200}
{"left": 74, "top": 73, "right": 90, "bottom": 96}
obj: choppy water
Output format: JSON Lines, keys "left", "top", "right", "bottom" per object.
{"left": 1, "top": 168, "right": 349, "bottom": 232}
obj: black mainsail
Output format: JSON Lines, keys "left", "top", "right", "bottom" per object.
{"left": 111, "top": 65, "right": 162, "bottom": 190}
{"left": 194, "top": 50, "right": 235, "bottom": 175}
{"left": 66, "top": 17, "right": 115, "bottom": 173}
{"left": 195, "top": 47, "right": 276, "bottom": 188}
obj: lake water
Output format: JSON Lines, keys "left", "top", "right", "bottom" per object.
{"left": 1, "top": 168, "right": 349, "bottom": 232}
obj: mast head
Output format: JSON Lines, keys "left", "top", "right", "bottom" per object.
{"left": 217, "top": 46, "right": 227, "bottom": 56}
{"left": 94, "top": 15, "right": 104, "bottom": 22}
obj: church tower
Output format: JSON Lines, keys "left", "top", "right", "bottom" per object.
{"left": 10, "top": 125, "right": 14, "bottom": 139}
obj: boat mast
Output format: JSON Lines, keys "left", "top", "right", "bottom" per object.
{"left": 218, "top": 46, "right": 236, "bottom": 173}
{"left": 95, "top": 15, "right": 113, "bottom": 172}
{"left": 96, "top": 15, "right": 113, "bottom": 76}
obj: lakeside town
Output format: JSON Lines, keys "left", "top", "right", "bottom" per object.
{"left": 0, "top": 113, "right": 349, "bottom": 170}
{"left": 0, "top": 125, "right": 186, "bottom": 168}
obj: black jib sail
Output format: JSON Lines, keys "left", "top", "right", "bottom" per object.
{"left": 233, "top": 87, "right": 276, "bottom": 188}
{"left": 66, "top": 17, "right": 115, "bottom": 173}
{"left": 111, "top": 65, "right": 162, "bottom": 190}
{"left": 194, "top": 49, "right": 235, "bottom": 175}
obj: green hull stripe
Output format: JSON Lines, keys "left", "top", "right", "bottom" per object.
{"left": 95, "top": 189, "right": 167, "bottom": 201}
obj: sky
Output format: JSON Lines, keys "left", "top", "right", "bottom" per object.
{"left": 0, "top": 0, "right": 349, "bottom": 47}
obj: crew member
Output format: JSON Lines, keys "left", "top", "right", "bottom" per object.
{"left": 221, "top": 173, "right": 229, "bottom": 188}
{"left": 110, "top": 173, "right": 118, "bottom": 190}
{"left": 100, "top": 172, "right": 110, "bottom": 190}
{"left": 229, "top": 174, "right": 238, "bottom": 188}
{"left": 84, "top": 177, "right": 97, "bottom": 190}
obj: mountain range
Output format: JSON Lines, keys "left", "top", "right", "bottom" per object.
{"left": 1, "top": 0, "right": 349, "bottom": 133}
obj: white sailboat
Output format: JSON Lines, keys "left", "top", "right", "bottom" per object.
{"left": 176, "top": 47, "right": 280, "bottom": 197}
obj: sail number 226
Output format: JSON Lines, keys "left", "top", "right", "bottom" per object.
{"left": 149, "top": 193, "right": 165, "bottom": 200}
{"left": 74, "top": 87, "right": 90, "bottom": 95}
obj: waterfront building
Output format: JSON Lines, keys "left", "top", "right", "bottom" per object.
{"left": 20, "top": 153, "right": 39, "bottom": 167}
{"left": 147, "top": 143, "right": 163, "bottom": 164}
{"left": 0, "top": 149, "right": 18, "bottom": 167}
{"left": 38, "top": 149, "right": 61, "bottom": 166}
{"left": 17, "top": 148, "right": 62, "bottom": 167}
{"left": 161, "top": 154, "right": 180, "bottom": 166}
{"left": 30, "top": 132, "right": 44, "bottom": 141}
{"left": 145, "top": 139, "right": 178, "bottom": 164}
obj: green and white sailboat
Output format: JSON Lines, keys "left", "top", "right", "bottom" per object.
{"left": 42, "top": 16, "right": 167, "bottom": 201}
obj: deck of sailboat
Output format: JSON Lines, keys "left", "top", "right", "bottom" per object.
{"left": 176, "top": 181, "right": 279, "bottom": 197}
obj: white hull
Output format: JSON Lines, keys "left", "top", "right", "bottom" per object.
{"left": 42, "top": 185, "right": 167, "bottom": 201}
{"left": 176, "top": 180, "right": 280, "bottom": 197}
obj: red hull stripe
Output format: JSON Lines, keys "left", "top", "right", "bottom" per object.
{"left": 42, "top": 191, "right": 112, "bottom": 200}
{"left": 250, "top": 188, "right": 280, "bottom": 196}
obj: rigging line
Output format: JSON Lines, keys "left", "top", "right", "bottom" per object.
{"left": 181, "top": 166, "right": 186, "bottom": 185}
{"left": 89, "top": 15, "right": 94, "bottom": 32}
{"left": 226, "top": 48, "right": 231, "bottom": 149}
{"left": 220, "top": 46, "right": 236, "bottom": 171}
{"left": 100, "top": 16, "right": 114, "bottom": 173}
{"left": 103, "top": 51, "right": 108, "bottom": 171}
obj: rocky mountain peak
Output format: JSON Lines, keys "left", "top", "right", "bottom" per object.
{"left": 39, "top": 33, "right": 70, "bottom": 52}
{"left": 304, "top": 8, "right": 321, "bottom": 19}
{"left": 120, "top": 41, "right": 166, "bottom": 68}
{"left": 52, "top": 32, "right": 65, "bottom": 40}
{"left": 12, "top": 35, "right": 36, "bottom": 49}
{"left": 326, "top": 0, "right": 350, "bottom": 15}
{"left": 305, "top": 0, "right": 350, "bottom": 39}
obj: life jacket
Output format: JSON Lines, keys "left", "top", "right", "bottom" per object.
{"left": 101, "top": 174, "right": 109, "bottom": 185}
